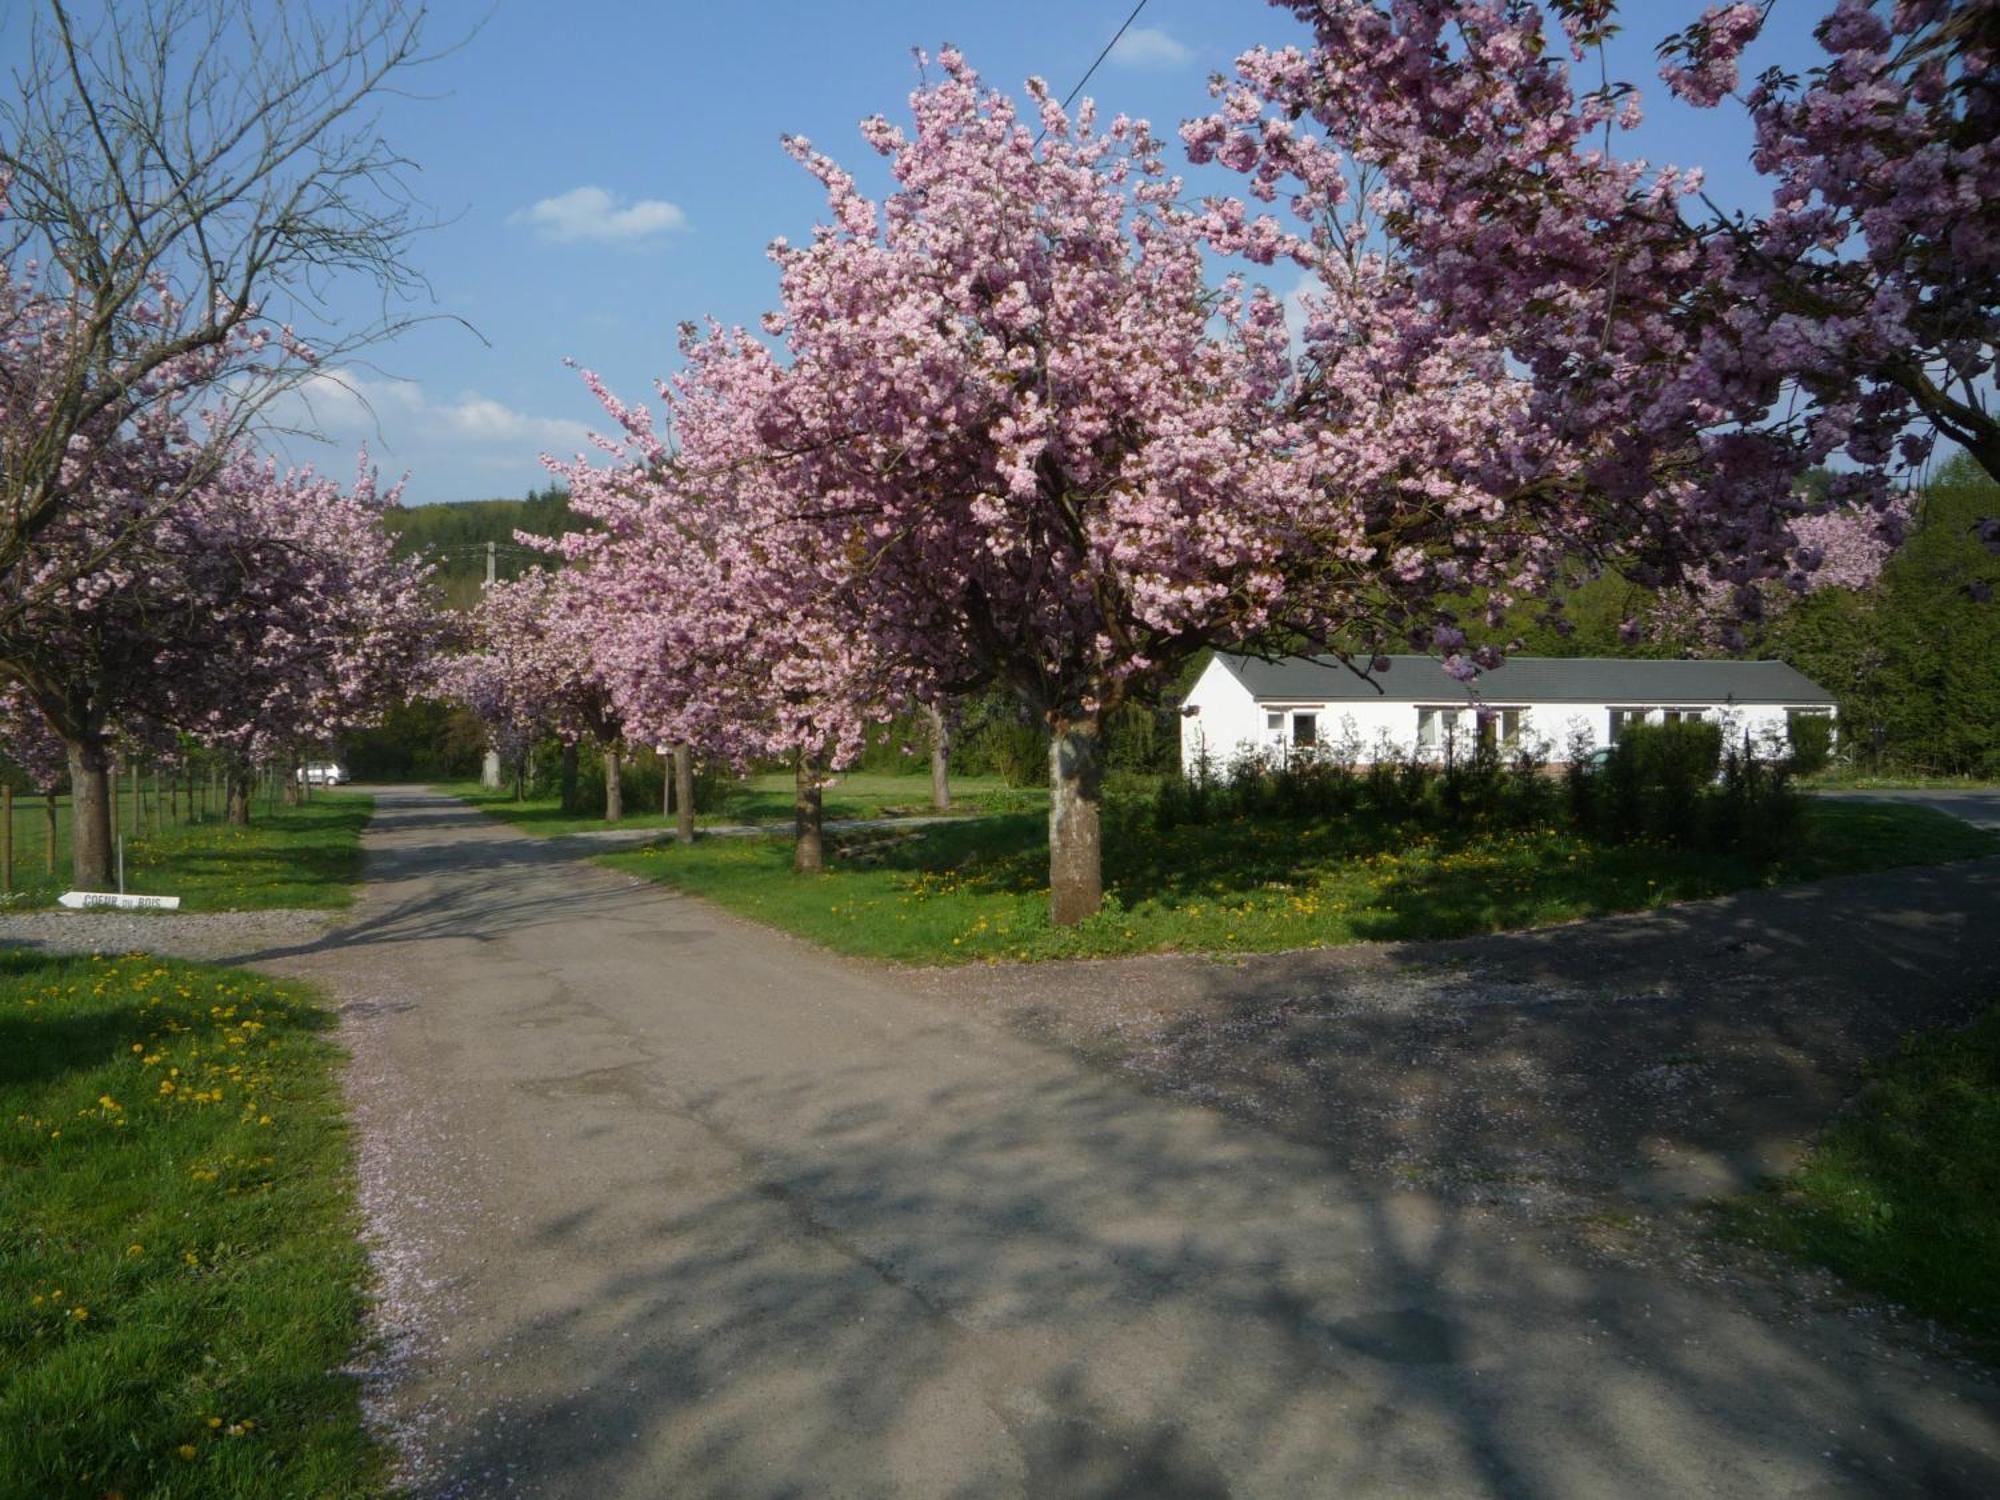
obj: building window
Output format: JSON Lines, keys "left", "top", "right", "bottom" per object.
{"left": 1266, "top": 712, "right": 1284, "bottom": 734}
{"left": 1292, "top": 712, "right": 1318, "bottom": 747}
{"left": 1608, "top": 708, "right": 1655, "bottom": 743}
{"left": 1419, "top": 707, "right": 1464, "bottom": 748}
{"left": 1660, "top": 707, "right": 1707, "bottom": 725}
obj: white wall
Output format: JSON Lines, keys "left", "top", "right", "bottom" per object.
{"left": 1178, "top": 657, "right": 1264, "bottom": 775}
{"left": 1177, "top": 665, "right": 1829, "bottom": 771}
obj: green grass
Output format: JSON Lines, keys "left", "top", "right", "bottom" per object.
{"left": 444, "top": 770, "right": 1045, "bottom": 836}
{"left": 1, "top": 780, "right": 251, "bottom": 896}
{"left": 1803, "top": 773, "right": 2000, "bottom": 791}
{"left": 1715, "top": 1004, "right": 2000, "bottom": 1355}
{"left": 1, "top": 795, "right": 372, "bottom": 912}
{"left": 0, "top": 952, "right": 386, "bottom": 1498}
{"left": 596, "top": 798, "right": 1995, "bottom": 965}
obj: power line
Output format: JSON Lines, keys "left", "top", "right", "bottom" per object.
{"left": 1048, "top": 0, "right": 1152, "bottom": 128}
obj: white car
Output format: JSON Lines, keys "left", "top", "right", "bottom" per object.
{"left": 297, "top": 761, "right": 349, "bottom": 786}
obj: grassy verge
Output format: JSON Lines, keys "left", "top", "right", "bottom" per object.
{"left": 1, "top": 794, "right": 372, "bottom": 912}
{"left": 1715, "top": 1004, "right": 1999, "bottom": 1357}
{"left": 444, "top": 771, "right": 1044, "bottom": 836}
{"left": 1803, "top": 774, "right": 2000, "bottom": 792}
{"left": 597, "top": 798, "right": 1994, "bottom": 965}
{"left": 0, "top": 952, "right": 385, "bottom": 1498}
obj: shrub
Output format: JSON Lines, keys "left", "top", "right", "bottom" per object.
{"left": 1713, "top": 736, "right": 1802, "bottom": 860}
{"left": 1787, "top": 712, "right": 1835, "bottom": 775}
{"left": 1598, "top": 720, "right": 1723, "bottom": 846}
{"left": 960, "top": 710, "right": 1046, "bottom": 787}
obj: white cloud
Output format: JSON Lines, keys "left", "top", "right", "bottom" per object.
{"left": 1109, "top": 25, "right": 1192, "bottom": 69}
{"left": 510, "top": 185, "right": 689, "bottom": 245}
{"left": 291, "top": 373, "right": 593, "bottom": 450}
{"left": 269, "top": 372, "right": 596, "bottom": 501}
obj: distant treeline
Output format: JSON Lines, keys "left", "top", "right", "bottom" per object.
{"left": 383, "top": 485, "right": 586, "bottom": 610}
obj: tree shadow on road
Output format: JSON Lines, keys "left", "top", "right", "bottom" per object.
{"left": 407, "top": 1039, "right": 2000, "bottom": 1498}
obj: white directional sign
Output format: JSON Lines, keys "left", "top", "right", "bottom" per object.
{"left": 58, "top": 891, "right": 182, "bottom": 911}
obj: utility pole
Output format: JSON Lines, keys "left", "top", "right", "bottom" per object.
{"left": 480, "top": 540, "right": 504, "bottom": 791}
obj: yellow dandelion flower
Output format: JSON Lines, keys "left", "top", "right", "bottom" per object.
{"left": 177, "top": 1444, "right": 197, "bottom": 1461}
{"left": 126, "top": 1243, "right": 144, "bottom": 1256}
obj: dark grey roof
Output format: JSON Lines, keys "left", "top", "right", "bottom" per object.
{"left": 1217, "top": 654, "right": 1835, "bottom": 706}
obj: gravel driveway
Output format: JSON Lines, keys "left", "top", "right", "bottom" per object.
{"left": 924, "top": 851, "right": 2000, "bottom": 1223}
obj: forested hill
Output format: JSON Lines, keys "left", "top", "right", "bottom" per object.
{"left": 383, "top": 486, "right": 587, "bottom": 609}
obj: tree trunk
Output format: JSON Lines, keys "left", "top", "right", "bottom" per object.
{"left": 560, "top": 741, "right": 579, "bottom": 814}
{"left": 66, "top": 737, "right": 114, "bottom": 890}
{"left": 1048, "top": 716, "right": 1104, "bottom": 926}
{"left": 927, "top": 703, "right": 951, "bottom": 812}
{"left": 674, "top": 743, "right": 695, "bottom": 845}
{"left": 283, "top": 759, "right": 303, "bottom": 806}
{"left": 793, "top": 752, "right": 824, "bottom": 874}
{"left": 603, "top": 745, "right": 624, "bottom": 823}
{"left": 226, "top": 769, "right": 252, "bottom": 826}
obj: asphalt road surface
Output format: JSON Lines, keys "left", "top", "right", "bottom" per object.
{"left": 205, "top": 790, "right": 2000, "bottom": 1496}
{"left": 1814, "top": 786, "right": 2000, "bottom": 828}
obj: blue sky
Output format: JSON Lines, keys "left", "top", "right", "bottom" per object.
{"left": 244, "top": 1, "right": 1834, "bottom": 503}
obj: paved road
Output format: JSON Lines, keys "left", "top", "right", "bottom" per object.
{"left": 1813, "top": 786, "right": 2000, "bottom": 828}
{"left": 225, "top": 790, "right": 2000, "bottom": 1497}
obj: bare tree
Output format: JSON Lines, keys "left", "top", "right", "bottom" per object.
{"left": 0, "top": 0, "right": 439, "bottom": 887}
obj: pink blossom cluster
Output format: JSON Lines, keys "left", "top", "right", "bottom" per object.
{"left": 0, "top": 683, "right": 69, "bottom": 791}
{"left": 1185, "top": 0, "right": 1996, "bottom": 642}
{"left": 0, "top": 445, "right": 440, "bottom": 772}
{"left": 532, "top": 329, "right": 908, "bottom": 777}
{"left": 1652, "top": 494, "right": 1911, "bottom": 646}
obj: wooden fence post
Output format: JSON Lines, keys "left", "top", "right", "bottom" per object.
{"left": 44, "top": 793, "right": 56, "bottom": 878}
{"left": 4, "top": 784, "right": 13, "bottom": 893}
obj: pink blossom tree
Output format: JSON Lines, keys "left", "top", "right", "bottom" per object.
{"left": 0, "top": 448, "right": 433, "bottom": 881}
{"left": 0, "top": 0, "right": 432, "bottom": 610}
{"left": 1186, "top": 0, "right": 1996, "bottom": 631}
{"left": 178, "top": 457, "right": 442, "bottom": 822}
{"left": 548, "top": 334, "right": 909, "bottom": 869}
{"left": 725, "top": 53, "right": 1555, "bottom": 922}
{"left": 451, "top": 567, "right": 633, "bottom": 821}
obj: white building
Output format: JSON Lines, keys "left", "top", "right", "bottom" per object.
{"left": 1179, "top": 654, "right": 1838, "bottom": 773}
